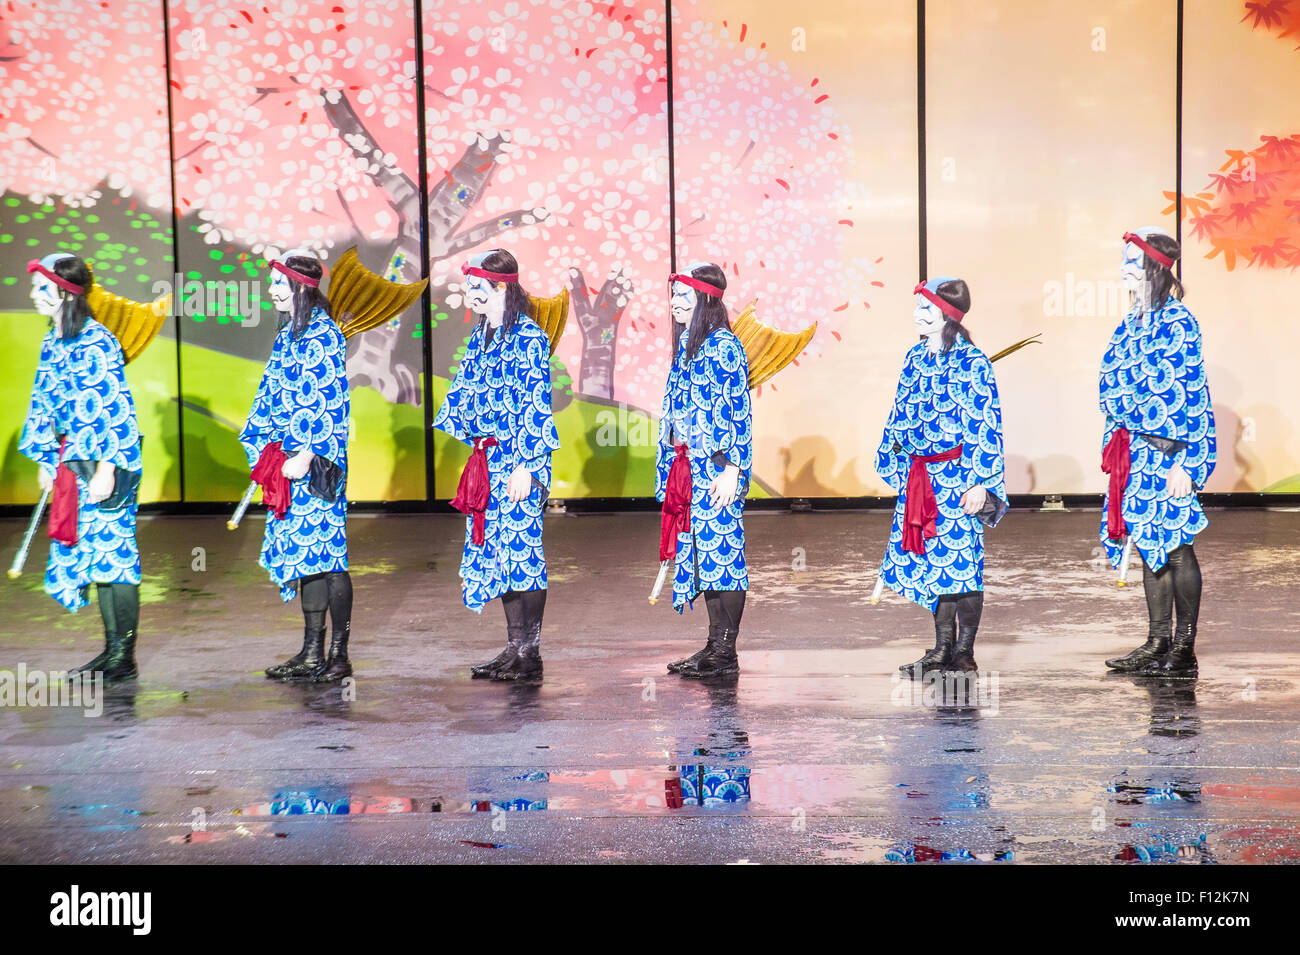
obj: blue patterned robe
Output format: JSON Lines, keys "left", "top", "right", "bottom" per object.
{"left": 1098, "top": 300, "right": 1215, "bottom": 572}
{"left": 876, "top": 338, "right": 1006, "bottom": 612}
{"left": 655, "top": 329, "right": 753, "bottom": 612}
{"left": 239, "top": 310, "right": 350, "bottom": 601}
{"left": 19, "top": 318, "right": 143, "bottom": 612}
{"left": 434, "top": 317, "right": 560, "bottom": 613}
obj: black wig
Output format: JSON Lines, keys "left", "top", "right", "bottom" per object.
{"left": 49, "top": 255, "right": 94, "bottom": 339}
{"left": 475, "top": 248, "right": 533, "bottom": 336}
{"left": 673, "top": 262, "right": 731, "bottom": 362}
{"left": 1140, "top": 232, "right": 1184, "bottom": 312}
{"left": 283, "top": 254, "right": 332, "bottom": 338}
{"left": 930, "top": 278, "right": 974, "bottom": 354}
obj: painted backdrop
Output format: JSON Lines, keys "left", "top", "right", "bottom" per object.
{"left": 0, "top": 1, "right": 1294, "bottom": 504}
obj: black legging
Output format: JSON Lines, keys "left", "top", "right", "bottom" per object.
{"left": 300, "top": 571, "right": 353, "bottom": 632}
{"left": 96, "top": 582, "right": 139, "bottom": 634}
{"left": 704, "top": 590, "right": 746, "bottom": 631}
{"left": 934, "top": 591, "right": 983, "bottom": 631}
{"left": 502, "top": 588, "right": 547, "bottom": 628}
{"left": 1141, "top": 544, "right": 1201, "bottom": 634}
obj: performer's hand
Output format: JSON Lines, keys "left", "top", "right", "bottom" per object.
{"left": 1166, "top": 464, "right": 1193, "bottom": 498}
{"left": 87, "top": 463, "right": 115, "bottom": 504}
{"left": 709, "top": 464, "right": 741, "bottom": 508}
{"left": 37, "top": 467, "right": 54, "bottom": 493}
{"left": 961, "top": 484, "right": 987, "bottom": 516}
{"left": 507, "top": 463, "right": 533, "bottom": 503}
{"left": 281, "top": 449, "right": 314, "bottom": 480}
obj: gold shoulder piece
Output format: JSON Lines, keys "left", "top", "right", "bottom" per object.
{"left": 527, "top": 288, "right": 569, "bottom": 356}
{"left": 84, "top": 264, "right": 171, "bottom": 365}
{"left": 328, "top": 247, "right": 429, "bottom": 340}
{"left": 732, "top": 300, "right": 817, "bottom": 389}
{"left": 989, "top": 333, "right": 1042, "bottom": 362}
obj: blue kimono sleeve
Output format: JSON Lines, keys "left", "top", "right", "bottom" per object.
{"left": 705, "top": 334, "right": 753, "bottom": 487}
{"left": 1168, "top": 313, "right": 1216, "bottom": 489}
{"left": 654, "top": 382, "right": 673, "bottom": 503}
{"left": 239, "top": 335, "right": 283, "bottom": 468}
{"left": 280, "top": 322, "right": 349, "bottom": 469}
{"left": 18, "top": 337, "right": 61, "bottom": 475}
{"left": 64, "top": 326, "right": 140, "bottom": 472}
{"left": 960, "top": 354, "right": 1006, "bottom": 500}
{"left": 875, "top": 355, "right": 910, "bottom": 492}
{"left": 511, "top": 328, "right": 560, "bottom": 473}
{"left": 1098, "top": 320, "right": 1148, "bottom": 435}
{"left": 432, "top": 334, "right": 474, "bottom": 447}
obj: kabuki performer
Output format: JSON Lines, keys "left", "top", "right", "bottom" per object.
{"left": 874, "top": 278, "right": 1030, "bottom": 676}
{"left": 433, "top": 249, "right": 568, "bottom": 682}
{"left": 655, "top": 263, "right": 816, "bottom": 679}
{"left": 1101, "top": 229, "right": 1214, "bottom": 677}
{"left": 16, "top": 252, "right": 169, "bottom": 684}
{"left": 238, "top": 248, "right": 425, "bottom": 684}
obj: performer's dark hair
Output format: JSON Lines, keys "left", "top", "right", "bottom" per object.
{"left": 284, "top": 254, "right": 332, "bottom": 338}
{"left": 674, "top": 262, "right": 731, "bottom": 362}
{"left": 475, "top": 248, "right": 534, "bottom": 335}
{"left": 932, "top": 278, "right": 974, "bottom": 354}
{"left": 49, "top": 255, "right": 94, "bottom": 339}
{"left": 1141, "top": 233, "right": 1184, "bottom": 311}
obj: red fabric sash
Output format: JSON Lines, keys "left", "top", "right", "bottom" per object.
{"left": 659, "top": 444, "right": 692, "bottom": 561}
{"left": 452, "top": 436, "right": 499, "bottom": 545}
{"left": 1101, "top": 427, "right": 1131, "bottom": 540}
{"left": 251, "top": 441, "right": 291, "bottom": 520}
{"left": 902, "top": 444, "right": 964, "bottom": 556}
{"left": 48, "top": 437, "right": 78, "bottom": 546}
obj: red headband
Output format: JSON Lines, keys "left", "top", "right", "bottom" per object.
{"left": 669, "top": 273, "right": 725, "bottom": 299}
{"left": 462, "top": 263, "right": 518, "bottom": 283}
{"left": 270, "top": 259, "right": 324, "bottom": 288}
{"left": 27, "top": 260, "right": 85, "bottom": 296}
{"left": 913, "top": 282, "right": 965, "bottom": 322}
{"left": 1123, "top": 232, "right": 1175, "bottom": 269}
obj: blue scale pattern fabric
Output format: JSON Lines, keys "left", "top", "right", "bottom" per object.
{"left": 875, "top": 338, "right": 1006, "bottom": 612}
{"left": 434, "top": 317, "right": 560, "bottom": 612}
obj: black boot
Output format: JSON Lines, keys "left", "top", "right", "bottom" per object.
{"left": 946, "top": 624, "right": 978, "bottom": 672}
{"left": 900, "top": 620, "right": 955, "bottom": 676}
{"left": 98, "top": 630, "right": 138, "bottom": 684}
{"left": 266, "top": 628, "right": 325, "bottom": 681}
{"left": 315, "top": 625, "right": 352, "bottom": 683}
{"left": 494, "top": 620, "right": 542, "bottom": 682}
{"left": 1106, "top": 621, "right": 1171, "bottom": 671}
{"left": 472, "top": 626, "right": 523, "bottom": 679}
{"left": 683, "top": 627, "right": 739, "bottom": 679}
{"left": 669, "top": 625, "right": 715, "bottom": 674}
{"left": 69, "top": 638, "right": 113, "bottom": 678}
{"left": 1148, "top": 622, "right": 1197, "bottom": 677}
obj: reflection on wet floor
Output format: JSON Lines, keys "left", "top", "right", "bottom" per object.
{"left": 1, "top": 511, "right": 1299, "bottom": 863}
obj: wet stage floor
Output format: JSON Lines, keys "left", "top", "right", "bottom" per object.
{"left": 1, "top": 507, "right": 1299, "bottom": 864}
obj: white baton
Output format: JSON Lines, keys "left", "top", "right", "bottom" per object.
{"left": 227, "top": 480, "right": 258, "bottom": 530}
{"left": 648, "top": 560, "right": 670, "bottom": 604}
{"left": 8, "top": 488, "right": 51, "bottom": 579}
{"left": 1117, "top": 537, "right": 1133, "bottom": 588}
{"left": 871, "top": 575, "right": 885, "bottom": 605}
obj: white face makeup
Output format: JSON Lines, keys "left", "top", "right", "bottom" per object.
{"left": 466, "top": 272, "right": 507, "bottom": 325}
{"left": 670, "top": 281, "right": 698, "bottom": 325}
{"left": 30, "top": 274, "right": 61, "bottom": 318}
{"left": 1120, "top": 241, "right": 1145, "bottom": 294}
{"left": 269, "top": 270, "right": 294, "bottom": 312}
{"left": 913, "top": 294, "right": 945, "bottom": 339}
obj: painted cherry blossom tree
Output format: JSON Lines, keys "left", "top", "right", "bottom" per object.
{"left": 656, "top": 8, "right": 877, "bottom": 403}
{"left": 0, "top": 1, "right": 171, "bottom": 234}
{"left": 420, "top": 0, "right": 671, "bottom": 402}
{"left": 3, "top": 0, "right": 868, "bottom": 417}
{"left": 425, "top": 0, "right": 872, "bottom": 409}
